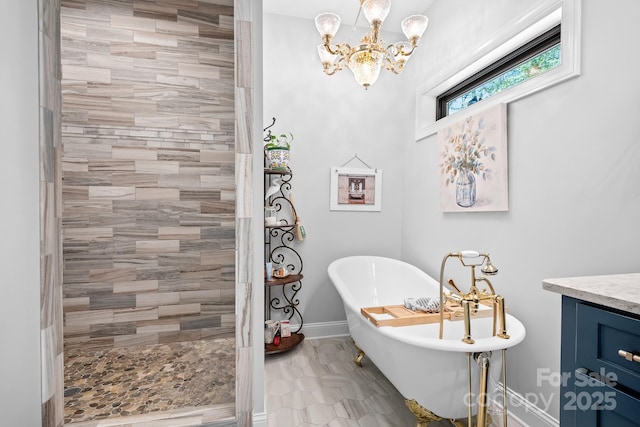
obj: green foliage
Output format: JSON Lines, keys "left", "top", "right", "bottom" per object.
{"left": 447, "top": 44, "right": 562, "bottom": 115}
{"left": 264, "top": 132, "right": 294, "bottom": 150}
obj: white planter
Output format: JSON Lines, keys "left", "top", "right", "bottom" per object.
{"left": 265, "top": 147, "right": 290, "bottom": 170}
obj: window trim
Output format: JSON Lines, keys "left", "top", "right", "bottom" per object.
{"left": 436, "top": 25, "right": 561, "bottom": 120}
{"left": 415, "top": 0, "right": 581, "bottom": 141}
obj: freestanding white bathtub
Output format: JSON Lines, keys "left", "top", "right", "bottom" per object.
{"left": 328, "top": 256, "right": 526, "bottom": 421}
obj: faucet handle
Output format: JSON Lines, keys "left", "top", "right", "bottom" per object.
{"left": 460, "top": 250, "right": 480, "bottom": 258}
{"left": 447, "top": 279, "right": 463, "bottom": 295}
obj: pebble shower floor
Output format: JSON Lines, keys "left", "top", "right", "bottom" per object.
{"left": 63, "top": 337, "right": 235, "bottom": 424}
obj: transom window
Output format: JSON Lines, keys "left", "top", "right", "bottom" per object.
{"left": 437, "top": 25, "right": 561, "bottom": 119}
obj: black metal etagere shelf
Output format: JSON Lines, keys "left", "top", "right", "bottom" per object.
{"left": 264, "top": 166, "right": 304, "bottom": 354}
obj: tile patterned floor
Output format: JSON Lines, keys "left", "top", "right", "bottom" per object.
{"left": 64, "top": 334, "right": 523, "bottom": 426}
{"left": 265, "top": 336, "right": 523, "bottom": 427}
{"left": 64, "top": 338, "right": 235, "bottom": 425}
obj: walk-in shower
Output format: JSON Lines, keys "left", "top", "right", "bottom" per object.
{"left": 59, "top": 0, "right": 237, "bottom": 423}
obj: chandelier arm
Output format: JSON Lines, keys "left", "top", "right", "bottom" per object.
{"left": 338, "top": 44, "right": 353, "bottom": 58}
{"left": 323, "top": 40, "right": 353, "bottom": 58}
{"left": 322, "top": 42, "right": 340, "bottom": 56}
{"left": 387, "top": 40, "right": 418, "bottom": 57}
{"left": 322, "top": 34, "right": 351, "bottom": 56}
{"left": 384, "top": 57, "right": 402, "bottom": 75}
{"left": 322, "top": 56, "right": 347, "bottom": 76}
{"left": 323, "top": 66, "right": 339, "bottom": 76}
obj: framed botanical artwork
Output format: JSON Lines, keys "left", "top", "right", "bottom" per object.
{"left": 438, "top": 103, "right": 508, "bottom": 212}
{"left": 330, "top": 167, "right": 382, "bottom": 211}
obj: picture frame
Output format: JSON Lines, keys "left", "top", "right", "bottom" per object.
{"left": 330, "top": 167, "right": 382, "bottom": 211}
{"left": 438, "top": 103, "right": 508, "bottom": 212}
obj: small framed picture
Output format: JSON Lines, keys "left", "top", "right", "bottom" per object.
{"left": 330, "top": 167, "right": 382, "bottom": 211}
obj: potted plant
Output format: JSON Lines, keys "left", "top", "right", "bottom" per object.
{"left": 264, "top": 118, "right": 294, "bottom": 170}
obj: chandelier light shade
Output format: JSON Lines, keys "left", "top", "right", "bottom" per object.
{"left": 315, "top": 0, "right": 428, "bottom": 89}
{"left": 348, "top": 48, "right": 384, "bottom": 87}
{"left": 401, "top": 15, "right": 429, "bottom": 40}
{"left": 315, "top": 12, "right": 341, "bottom": 37}
{"left": 362, "top": 0, "right": 391, "bottom": 24}
{"left": 317, "top": 44, "right": 338, "bottom": 64}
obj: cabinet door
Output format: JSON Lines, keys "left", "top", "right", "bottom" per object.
{"left": 573, "top": 368, "right": 640, "bottom": 427}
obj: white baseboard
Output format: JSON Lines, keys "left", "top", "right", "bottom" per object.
{"left": 495, "top": 384, "right": 559, "bottom": 427}
{"left": 252, "top": 411, "right": 268, "bottom": 427}
{"left": 292, "top": 320, "right": 349, "bottom": 339}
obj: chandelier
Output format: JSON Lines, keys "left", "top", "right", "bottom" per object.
{"left": 315, "top": 0, "right": 428, "bottom": 89}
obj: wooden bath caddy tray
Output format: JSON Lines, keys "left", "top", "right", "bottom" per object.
{"left": 361, "top": 301, "right": 496, "bottom": 327}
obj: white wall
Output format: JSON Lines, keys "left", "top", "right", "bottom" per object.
{"left": 418, "top": 0, "right": 542, "bottom": 79}
{"left": 402, "top": 0, "right": 640, "bottom": 420}
{"left": 264, "top": 0, "right": 640, "bottom": 422}
{"left": 0, "top": 1, "right": 43, "bottom": 424}
{"left": 262, "top": 14, "right": 412, "bottom": 325}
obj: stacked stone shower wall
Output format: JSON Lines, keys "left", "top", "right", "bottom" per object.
{"left": 60, "top": 0, "right": 236, "bottom": 350}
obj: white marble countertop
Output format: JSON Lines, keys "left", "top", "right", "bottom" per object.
{"left": 543, "top": 273, "right": 640, "bottom": 315}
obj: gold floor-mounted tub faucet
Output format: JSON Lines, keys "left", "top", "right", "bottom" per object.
{"left": 438, "top": 251, "right": 512, "bottom": 427}
{"left": 438, "top": 251, "right": 510, "bottom": 343}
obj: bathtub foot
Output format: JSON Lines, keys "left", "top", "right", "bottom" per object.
{"left": 448, "top": 414, "right": 491, "bottom": 427}
{"left": 351, "top": 338, "right": 365, "bottom": 367}
{"left": 405, "top": 399, "right": 442, "bottom": 426}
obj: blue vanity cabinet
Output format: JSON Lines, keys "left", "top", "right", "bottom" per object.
{"left": 561, "top": 296, "right": 640, "bottom": 427}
